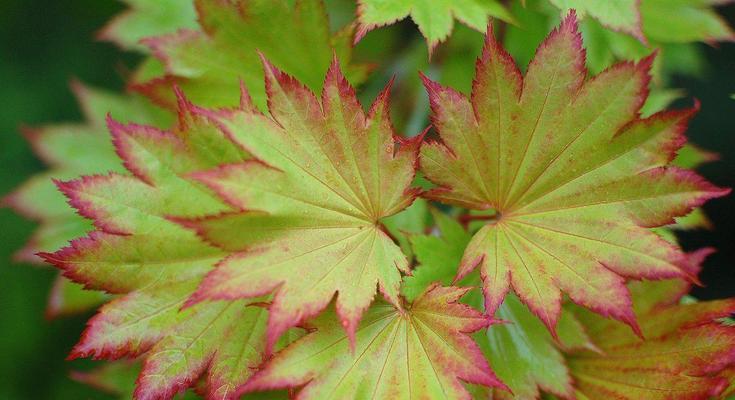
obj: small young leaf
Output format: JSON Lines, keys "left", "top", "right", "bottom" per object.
{"left": 419, "top": 13, "right": 729, "bottom": 335}
{"left": 241, "top": 285, "right": 505, "bottom": 400}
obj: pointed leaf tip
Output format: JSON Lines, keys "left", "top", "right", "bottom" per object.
{"left": 242, "top": 285, "right": 505, "bottom": 398}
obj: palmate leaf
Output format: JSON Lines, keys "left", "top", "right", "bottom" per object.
{"left": 401, "top": 209, "right": 470, "bottom": 302}
{"left": 98, "top": 0, "right": 198, "bottom": 52}
{"left": 240, "top": 285, "right": 505, "bottom": 400}
{"left": 548, "top": 0, "right": 734, "bottom": 44}
{"left": 136, "top": 0, "right": 369, "bottom": 110}
{"left": 40, "top": 93, "right": 282, "bottom": 399}
{"left": 71, "top": 361, "right": 144, "bottom": 400}
{"left": 566, "top": 272, "right": 735, "bottom": 400}
{"left": 419, "top": 13, "right": 729, "bottom": 335}
{"left": 355, "top": 0, "right": 513, "bottom": 54}
{"left": 182, "top": 57, "right": 420, "bottom": 351}
{"left": 4, "top": 82, "right": 170, "bottom": 317}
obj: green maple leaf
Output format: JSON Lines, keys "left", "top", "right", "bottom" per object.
{"left": 40, "top": 92, "right": 275, "bottom": 399}
{"left": 419, "top": 12, "right": 728, "bottom": 335}
{"left": 567, "top": 267, "right": 735, "bottom": 400}
{"left": 401, "top": 209, "right": 471, "bottom": 302}
{"left": 181, "top": 58, "right": 420, "bottom": 351}
{"left": 240, "top": 284, "right": 505, "bottom": 399}
{"left": 641, "top": 0, "right": 735, "bottom": 43}
{"left": 71, "top": 361, "right": 145, "bottom": 399}
{"left": 548, "top": 0, "right": 644, "bottom": 42}
{"left": 43, "top": 57, "right": 419, "bottom": 398}
{"left": 99, "top": 0, "right": 198, "bottom": 51}
{"left": 136, "top": 0, "right": 369, "bottom": 110}
{"left": 4, "top": 82, "right": 169, "bottom": 317}
{"left": 355, "top": 0, "right": 514, "bottom": 54}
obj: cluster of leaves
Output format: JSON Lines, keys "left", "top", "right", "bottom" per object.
{"left": 6, "top": 0, "right": 735, "bottom": 399}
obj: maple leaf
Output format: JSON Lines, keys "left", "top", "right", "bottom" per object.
{"left": 548, "top": 0, "right": 644, "bottom": 42}
{"left": 566, "top": 270, "right": 735, "bottom": 400}
{"left": 641, "top": 0, "right": 735, "bottom": 43}
{"left": 419, "top": 12, "right": 729, "bottom": 334}
{"left": 98, "top": 0, "right": 197, "bottom": 51}
{"left": 71, "top": 361, "right": 145, "bottom": 400}
{"left": 42, "top": 57, "right": 418, "bottom": 398}
{"left": 548, "top": 0, "right": 734, "bottom": 44}
{"left": 355, "top": 0, "right": 514, "bottom": 54}
{"left": 3, "top": 82, "right": 170, "bottom": 317}
{"left": 181, "top": 57, "right": 420, "bottom": 351}
{"left": 136, "top": 0, "right": 369, "bottom": 110}
{"left": 401, "top": 209, "right": 471, "bottom": 302}
{"left": 240, "top": 284, "right": 505, "bottom": 400}
{"left": 39, "top": 91, "right": 283, "bottom": 399}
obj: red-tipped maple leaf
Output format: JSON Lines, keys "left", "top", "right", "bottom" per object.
{"left": 419, "top": 12, "right": 729, "bottom": 334}
{"left": 567, "top": 270, "right": 735, "bottom": 400}
{"left": 39, "top": 91, "right": 281, "bottom": 399}
{"left": 241, "top": 284, "right": 506, "bottom": 400}
{"left": 181, "top": 56, "right": 420, "bottom": 351}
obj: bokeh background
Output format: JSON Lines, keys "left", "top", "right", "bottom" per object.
{"left": 0, "top": 1, "right": 733, "bottom": 399}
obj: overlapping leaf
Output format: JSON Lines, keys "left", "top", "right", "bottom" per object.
{"left": 40, "top": 92, "right": 284, "bottom": 399}
{"left": 642, "top": 0, "right": 735, "bottom": 43}
{"left": 356, "top": 0, "right": 513, "bottom": 53}
{"left": 241, "top": 285, "right": 505, "bottom": 400}
{"left": 548, "top": 0, "right": 643, "bottom": 42}
{"left": 567, "top": 273, "right": 735, "bottom": 400}
{"left": 4, "top": 82, "right": 170, "bottom": 317}
{"left": 182, "top": 58, "right": 420, "bottom": 351}
{"left": 99, "top": 0, "right": 198, "bottom": 51}
{"left": 405, "top": 210, "right": 594, "bottom": 399}
{"left": 137, "top": 0, "right": 369, "bottom": 110}
{"left": 419, "top": 13, "right": 729, "bottom": 334}
{"left": 548, "top": 0, "right": 734, "bottom": 44}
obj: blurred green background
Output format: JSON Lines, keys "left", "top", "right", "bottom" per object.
{"left": 0, "top": 1, "right": 132, "bottom": 399}
{"left": 0, "top": 1, "right": 734, "bottom": 399}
